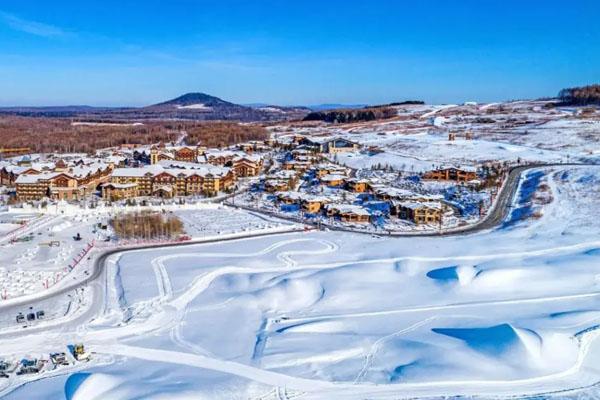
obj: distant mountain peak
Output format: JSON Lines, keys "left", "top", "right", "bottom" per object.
{"left": 152, "top": 92, "right": 235, "bottom": 108}
{"left": 0, "top": 92, "right": 311, "bottom": 122}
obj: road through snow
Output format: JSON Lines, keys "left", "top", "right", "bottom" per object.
{"left": 87, "top": 235, "right": 600, "bottom": 398}
{"left": 4, "top": 165, "right": 600, "bottom": 399}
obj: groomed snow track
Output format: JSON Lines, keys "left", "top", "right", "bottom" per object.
{"left": 4, "top": 163, "right": 600, "bottom": 400}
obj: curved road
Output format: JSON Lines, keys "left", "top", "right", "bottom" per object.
{"left": 227, "top": 163, "right": 585, "bottom": 237}
{"left": 0, "top": 163, "right": 588, "bottom": 335}
{"left": 0, "top": 228, "right": 307, "bottom": 337}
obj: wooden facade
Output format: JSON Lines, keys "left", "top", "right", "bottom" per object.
{"left": 422, "top": 167, "right": 477, "bottom": 182}
{"left": 394, "top": 202, "right": 443, "bottom": 225}
{"left": 108, "top": 167, "right": 235, "bottom": 198}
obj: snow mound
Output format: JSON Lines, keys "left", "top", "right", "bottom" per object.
{"left": 65, "top": 373, "right": 124, "bottom": 400}
{"left": 432, "top": 323, "right": 541, "bottom": 357}
{"left": 470, "top": 268, "right": 528, "bottom": 289}
{"left": 65, "top": 371, "right": 206, "bottom": 400}
{"left": 426, "top": 265, "right": 478, "bottom": 285}
{"left": 249, "top": 276, "right": 324, "bottom": 313}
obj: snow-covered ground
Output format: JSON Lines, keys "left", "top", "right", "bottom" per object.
{"left": 2, "top": 165, "right": 600, "bottom": 399}
{"left": 0, "top": 213, "right": 107, "bottom": 300}
{"left": 175, "top": 207, "right": 290, "bottom": 237}
{"left": 274, "top": 101, "right": 600, "bottom": 172}
{"left": 336, "top": 131, "right": 568, "bottom": 172}
{"left": 175, "top": 103, "right": 212, "bottom": 111}
{"left": 0, "top": 101, "right": 599, "bottom": 398}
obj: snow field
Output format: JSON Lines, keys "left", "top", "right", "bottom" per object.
{"left": 77, "top": 166, "right": 600, "bottom": 398}
{"left": 4, "top": 166, "right": 600, "bottom": 399}
{"left": 175, "top": 206, "right": 290, "bottom": 238}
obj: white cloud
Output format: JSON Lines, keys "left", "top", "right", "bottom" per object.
{"left": 0, "top": 11, "right": 69, "bottom": 38}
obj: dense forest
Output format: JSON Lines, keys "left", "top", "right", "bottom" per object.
{"left": 0, "top": 117, "right": 179, "bottom": 153}
{"left": 558, "top": 84, "right": 600, "bottom": 105}
{"left": 185, "top": 122, "right": 269, "bottom": 148}
{"left": 303, "top": 106, "right": 397, "bottom": 123}
{"left": 0, "top": 117, "right": 268, "bottom": 154}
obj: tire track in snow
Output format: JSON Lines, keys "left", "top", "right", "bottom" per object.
{"left": 151, "top": 257, "right": 173, "bottom": 301}
{"left": 353, "top": 314, "right": 486, "bottom": 384}
{"left": 169, "top": 238, "right": 338, "bottom": 311}
{"left": 97, "top": 322, "right": 600, "bottom": 400}
{"left": 276, "top": 288, "right": 600, "bottom": 327}
{"left": 353, "top": 316, "right": 438, "bottom": 384}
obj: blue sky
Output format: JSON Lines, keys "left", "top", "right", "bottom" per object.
{"left": 0, "top": 0, "right": 598, "bottom": 106}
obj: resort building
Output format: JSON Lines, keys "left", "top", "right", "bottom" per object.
{"left": 107, "top": 164, "right": 234, "bottom": 199}
{"left": 393, "top": 201, "right": 444, "bottom": 225}
{"left": 422, "top": 166, "right": 477, "bottom": 182}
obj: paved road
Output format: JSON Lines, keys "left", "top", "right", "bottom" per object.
{"left": 226, "top": 163, "right": 586, "bottom": 237}
{"left": 0, "top": 228, "right": 306, "bottom": 336}
{"left": 0, "top": 163, "right": 588, "bottom": 334}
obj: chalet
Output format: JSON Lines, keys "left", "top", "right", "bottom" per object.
{"left": 105, "top": 155, "right": 127, "bottom": 168}
{"left": 320, "top": 174, "right": 346, "bottom": 188}
{"left": 277, "top": 191, "right": 303, "bottom": 205}
{"left": 232, "top": 155, "right": 263, "bottom": 177}
{"left": 283, "top": 160, "right": 312, "bottom": 172}
{"left": 301, "top": 196, "right": 329, "bottom": 214}
{"left": 372, "top": 187, "right": 415, "bottom": 201}
{"left": 136, "top": 145, "right": 204, "bottom": 165}
{"left": 313, "top": 163, "right": 348, "bottom": 178}
{"left": 101, "top": 183, "right": 138, "bottom": 201}
{"left": 149, "top": 147, "right": 175, "bottom": 164}
{"left": 325, "top": 204, "right": 371, "bottom": 223}
{"left": 172, "top": 146, "right": 200, "bottom": 163}
{"left": 422, "top": 166, "right": 477, "bottom": 182}
{"left": 291, "top": 149, "right": 319, "bottom": 161}
{"left": 324, "top": 138, "right": 360, "bottom": 154}
{"left": 296, "top": 137, "right": 325, "bottom": 152}
{"left": 264, "top": 179, "right": 291, "bottom": 193}
{"left": 346, "top": 178, "right": 370, "bottom": 193}
{"left": 394, "top": 201, "right": 444, "bottom": 225}
{"left": 0, "top": 161, "right": 70, "bottom": 188}
{"left": 237, "top": 141, "right": 270, "bottom": 153}
{"left": 204, "top": 149, "right": 241, "bottom": 166}
{"left": 237, "top": 143, "right": 255, "bottom": 153}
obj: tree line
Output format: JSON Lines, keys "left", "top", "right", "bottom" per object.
{"left": 0, "top": 117, "right": 268, "bottom": 154}
{"left": 303, "top": 106, "right": 397, "bottom": 123}
{"left": 0, "top": 117, "right": 179, "bottom": 153}
{"left": 185, "top": 122, "right": 269, "bottom": 148}
{"left": 558, "top": 84, "right": 600, "bottom": 105}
